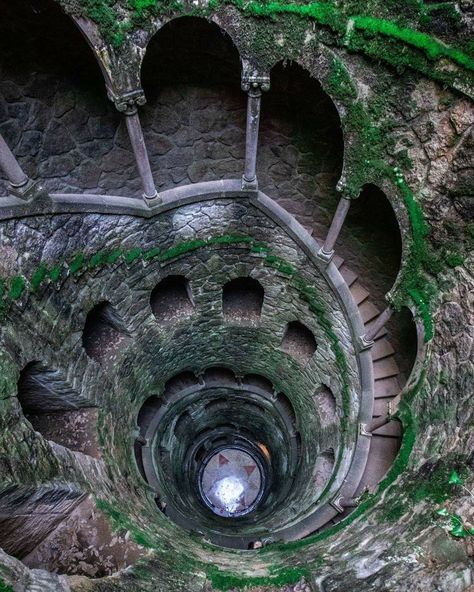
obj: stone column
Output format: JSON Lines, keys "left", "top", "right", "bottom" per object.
{"left": 359, "top": 306, "right": 393, "bottom": 350}
{"left": 115, "top": 90, "right": 159, "bottom": 203}
{"left": 317, "top": 196, "right": 351, "bottom": 263}
{"left": 0, "top": 133, "right": 43, "bottom": 200}
{"left": 241, "top": 72, "right": 270, "bottom": 190}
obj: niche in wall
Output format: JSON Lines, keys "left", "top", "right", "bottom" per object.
{"left": 281, "top": 321, "right": 317, "bottom": 364}
{"left": 82, "top": 301, "right": 130, "bottom": 364}
{"left": 150, "top": 275, "right": 194, "bottom": 323}
{"left": 17, "top": 362, "right": 99, "bottom": 457}
{"left": 222, "top": 277, "right": 264, "bottom": 322}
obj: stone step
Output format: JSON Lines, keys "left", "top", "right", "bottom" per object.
{"left": 355, "top": 435, "right": 401, "bottom": 494}
{"left": 372, "top": 420, "right": 403, "bottom": 438}
{"left": 373, "top": 397, "right": 392, "bottom": 416}
{"left": 373, "top": 357, "right": 400, "bottom": 380}
{"left": 364, "top": 315, "right": 388, "bottom": 339}
{"left": 371, "top": 338, "right": 395, "bottom": 361}
{"left": 349, "top": 281, "right": 370, "bottom": 306}
{"left": 332, "top": 254, "right": 344, "bottom": 269}
{"left": 358, "top": 300, "right": 380, "bottom": 324}
{"left": 374, "top": 376, "right": 400, "bottom": 398}
{"left": 339, "top": 265, "right": 357, "bottom": 287}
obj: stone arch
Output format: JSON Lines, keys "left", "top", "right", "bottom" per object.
{"left": 258, "top": 60, "right": 344, "bottom": 240}
{"left": 141, "top": 15, "right": 242, "bottom": 88}
{"left": 17, "top": 361, "right": 99, "bottom": 457}
{"left": 0, "top": 0, "right": 119, "bottom": 197}
{"left": 150, "top": 275, "right": 194, "bottom": 324}
{"left": 140, "top": 16, "right": 245, "bottom": 189}
{"left": 280, "top": 321, "right": 318, "bottom": 364}
{"left": 222, "top": 276, "right": 264, "bottom": 322}
{"left": 82, "top": 301, "right": 130, "bottom": 364}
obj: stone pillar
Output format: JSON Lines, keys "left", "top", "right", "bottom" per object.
{"left": 317, "top": 196, "right": 351, "bottom": 263}
{"left": 0, "top": 133, "right": 43, "bottom": 200}
{"left": 114, "top": 90, "right": 159, "bottom": 203}
{"left": 241, "top": 72, "right": 270, "bottom": 190}
{"left": 359, "top": 306, "right": 393, "bottom": 350}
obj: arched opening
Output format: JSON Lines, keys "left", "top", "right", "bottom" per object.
{"left": 150, "top": 275, "right": 194, "bottom": 323}
{"left": 340, "top": 183, "right": 403, "bottom": 310}
{"left": 280, "top": 321, "right": 317, "bottom": 364}
{"left": 140, "top": 16, "right": 245, "bottom": 190}
{"left": 313, "top": 385, "right": 337, "bottom": 427}
{"left": 17, "top": 362, "right": 99, "bottom": 457}
{"left": 0, "top": 0, "right": 117, "bottom": 196}
{"left": 82, "top": 301, "right": 130, "bottom": 364}
{"left": 258, "top": 61, "right": 344, "bottom": 240}
{"left": 222, "top": 277, "right": 264, "bottom": 322}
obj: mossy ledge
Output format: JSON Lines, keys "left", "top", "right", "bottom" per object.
{"left": 56, "top": 0, "right": 474, "bottom": 96}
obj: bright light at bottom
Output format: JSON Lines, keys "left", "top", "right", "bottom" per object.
{"left": 212, "top": 476, "right": 245, "bottom": 513}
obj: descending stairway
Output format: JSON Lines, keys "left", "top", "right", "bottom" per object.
{"left": 332, "top": 252, "right": 403, "bottom": 494}
{"left": 306, "top": 228, "right": 404, "bottom": 494}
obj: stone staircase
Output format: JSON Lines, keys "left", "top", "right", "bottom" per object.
{"left": 305, "top": 227, "right": 404, "bottom": 493}
{"left": 331, "top": 252, "right": 403, "bottom": 493}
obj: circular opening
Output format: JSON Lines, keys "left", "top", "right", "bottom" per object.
{"left": 199, "top": 447, "right": 264, "bottom": 518}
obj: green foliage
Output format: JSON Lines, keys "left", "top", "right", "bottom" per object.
{"left": 449, "top": 470, "right": 464, "bottom": 486}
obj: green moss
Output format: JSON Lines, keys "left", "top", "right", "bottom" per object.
{"left": 89, "top": 250, "right": 111, "bottom": 269}
{"left": 106, "top": 249, "right": 123, "bottom": 264}
{"left": 70, "top": 253, "right": 86, "bottom": 275}
{"left": 95, "top": 498, "right": 155, "bottom": 549}
{"left": 124, "top": 247, "right": 143, "bottom": 264}
{"left": 159, "top": 239, "right": 207, "bottom": 261}
{"left": 0, "top": 579, "right": 14, "bottom": 592}
{"left": 30, "top": 264, "right": 49, "bottom": 292}
{"left": 8, "top": 276, "right": 26, "bottom": 300}
{"left": 49, "top": 265, "right": 62, "bottom": 283}
{"left": 143, "top": 246, "right": 161, "bottom": 261}
{"left": 58, "top": 0, "right": 474, "bottom": 96}
{"left": 264, "top": 254, "right": 295, "bottom": 275}
{"left": 207, "top": 564, "right": 310, "bottom": 591}
{"left": 327, "top": 57, "right": 358, "bottom": 101}
{"left": 351, "top": 15, "right": 473, "bottom": 71}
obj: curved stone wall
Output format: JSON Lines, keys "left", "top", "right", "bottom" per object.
{"left": 1, "top": 1, "right": 472, "bottom": 591}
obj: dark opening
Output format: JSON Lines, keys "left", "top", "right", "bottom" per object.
{"left": 222, "top": 277, "right": 264, "bottom": 322}
{"left": 82, "top": 301, "right": 129, "bottom": 364}
{"left": 281, "top": 321, "right": 317, "bottom": 364}
{"left": 17, "top": 362, "right": 99, "bottom": 457}
{"left": 140, "top": 16, "right": 245, "bottom": 190}
{"left": 313, "top": 385, "right": 337, "bottom": 427}
{"left": 150, "top": 275, "right": 194, "bottom": 323}
{"left": 340, "top": 183, "right": 402, "bottom": 309}
{"left": 258, "top": 61, "right": 344, "bottom": 240}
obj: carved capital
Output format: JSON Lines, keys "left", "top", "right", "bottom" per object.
{"left": 357, "top": 334, "right": 374, "bottom": 351}
{"left": 110, "top": 89, "right": 147, "bottom": 115}
{"left": 241, "top": 175, "right": 258, "bottom": 190}
{"left": 330, "top": 496, "right": 345, "bottom": 513}
{"left": 316, "top": 247, "right": 334, "bottom": 265}
{"left": 241, "top": 73, "right": 270, "bottom": 97}
{"left": 9, "top": 179, "right": 48, "bottom": 202}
